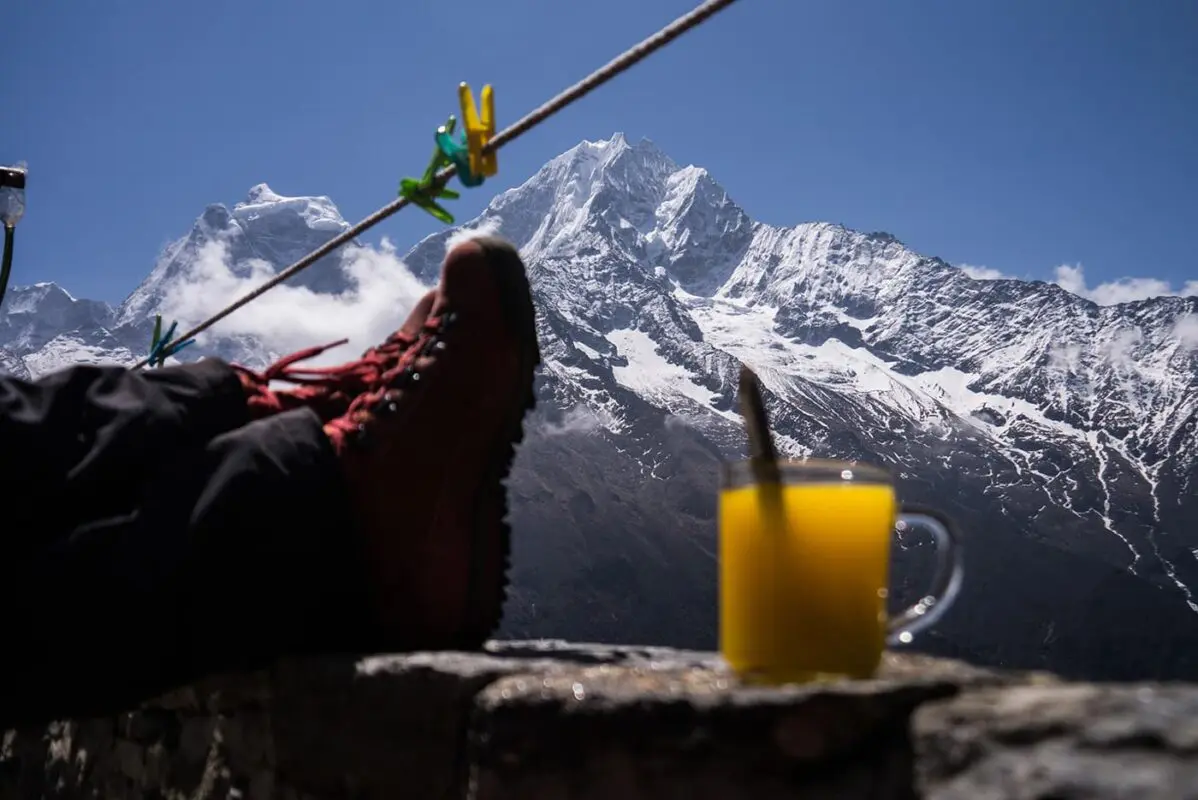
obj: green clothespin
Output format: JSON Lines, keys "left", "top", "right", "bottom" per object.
{"left": 398, "top": 116, "right": 462, "bottom": 224}
{"left": 399, "top": 177, "right": 459, "bottom": 224}
{"left": 149, "top": 315, "right": 164, "bottom": 365}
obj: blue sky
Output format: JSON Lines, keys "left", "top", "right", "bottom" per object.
{"left": 4, "top": 0, "right": 1196, "bottom": 304}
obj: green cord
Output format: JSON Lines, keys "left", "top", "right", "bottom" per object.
{"left": 0, "top": 224, "right": 14, "bottom": 311}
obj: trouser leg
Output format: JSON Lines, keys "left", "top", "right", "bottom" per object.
{"left": 0, "top": 360, "right": 250, "bottom": 561}
{"left": 1, "top": 401, "right": 377, "bottom": 726}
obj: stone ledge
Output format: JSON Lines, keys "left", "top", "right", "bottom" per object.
{"left": 1, "top": 641, "right": 1192, "bottom": 800}
{"left": 916, "top": 682, "right": 1198, "bottom": 798}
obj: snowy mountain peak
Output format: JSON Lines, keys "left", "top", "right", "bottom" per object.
{"left": 115, "top": 184, "right": 356, "bottom": 328}
{"left": 567, "top": 133, "right": 674, "bottom": 170}
{"left": 0, "top": 281, "right": 116, "bottom": 373}
{"left": 240, "top": 183, "right": 285, "bottom": 206}
{"left": 475, "top": 133, "right": 749, "bottom": 293}
{"left": 231, "top": 183, "right": 349, "bottom": 235}
{"left": 486, "top": 132, "right": 690, "bottom": 224}
{"left": 6, "top": 281, "right": 77, "bottom": 311}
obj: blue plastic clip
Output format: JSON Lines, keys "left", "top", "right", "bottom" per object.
{"left": 148, "top": 315, "right": 196, "bottom": 368}
{"left": 435, "top": 116, "right": 485, "bottom": 188}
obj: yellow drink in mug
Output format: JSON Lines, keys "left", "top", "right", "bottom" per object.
{"left": 719, "top": 459, "right": 964, "bottom": 683}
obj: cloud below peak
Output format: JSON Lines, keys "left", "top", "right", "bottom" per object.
{"left": 958, "top": 264, "right": 1009, "bottom": 281}
{"left": 958, "top": 261, "right": 1197, "bottom": 306}
{"left": 1052, "top": 264, "right": 1198, "bottom": 306}
{"left": 157, "top": 236, "right": 430, "bottom": 368}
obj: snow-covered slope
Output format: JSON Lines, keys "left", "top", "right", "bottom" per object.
{"left": 3, "top": 135, "right": 1197, "bottom": 679}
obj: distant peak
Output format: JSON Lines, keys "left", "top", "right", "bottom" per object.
{"left": 589, "top": 132, "right": 627, "bottom": 148}
{"left": 229, "top": 183, "right": 349, "bottom": 233}
{"left": 566, "top": 134, "right": 630, "bottom": 163}
{"left": 243, "top": 183, "right": 285, "bottom": 206}
{"left": 568, "top": 133, "right": 671, "bottom": 165}
{"left": 29, "top": 281, "right": 76, "bottom": 300}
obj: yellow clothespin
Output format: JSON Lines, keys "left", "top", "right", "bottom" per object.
{"left": 458, "top": 82, "right": 497, "bottom": 178}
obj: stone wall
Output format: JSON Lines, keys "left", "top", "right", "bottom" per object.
{"left": 2, "top": 641, "right": 1195, "bottom": 799}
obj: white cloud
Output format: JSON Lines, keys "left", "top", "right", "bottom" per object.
{"left": 664, "top": 414, "right": 694, "bottom": 432}
{"left": 535, "top": 404, "right": 615, "bottom": 437}
{"left": 158, "top": 236, "right": 430, "bottom": 368}
{"left": 958, "top": 260, "right": 1197, "bottom": 306}
{"left": 1174, "top": 314, "right": 1198, "bottom": 352}
{"left": 959, "top": 264, "right": 1010, "bottom": 281}
{"left": 1052, "top": 263, "right": 1198, "bottom": 306}
{"left": 1048, "top": 341, "right": 1082, "bottom": 372}
{"left": 1103, "top": 327, "right": 1144, "bottom": 370}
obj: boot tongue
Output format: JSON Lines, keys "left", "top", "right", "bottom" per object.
{"left": 397, "top": 290, "right": 438, "bottom": 342}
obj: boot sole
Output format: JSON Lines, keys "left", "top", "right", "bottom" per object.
{"left": 454, "top": 237, "right": 542, "bottom": 649}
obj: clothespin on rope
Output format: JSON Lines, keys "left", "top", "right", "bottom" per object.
{"left": 148, "top": 314, "right": 196, "bottom": 368}
{"left": 435, "top": 83, "right": 497, "bottom": 188}
{"left": 398, "top": 116, "right": 462, "bottom": 223}
{"left": 399, "top": 83, "right": 498, "bottom": 222}
{"left": 435, "top": 116, "right": 481, "bottom": 189}
{"left": 457, "top": 83, "right": 497, "bottom": 180}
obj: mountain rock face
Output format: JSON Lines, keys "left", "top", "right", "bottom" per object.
{"left": 4, "top": 134, "right": 1197, "bottom": 681}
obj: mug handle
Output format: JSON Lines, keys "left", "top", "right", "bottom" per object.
{"left": 886, "top": 503, "right": 964, "bottom": 647}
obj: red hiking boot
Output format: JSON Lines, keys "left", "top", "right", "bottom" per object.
{"left": 234, "top": 290, "right": 438, "bottom": 423}
{"left": 322, "top": 237, "right": 541, "bottom": 650}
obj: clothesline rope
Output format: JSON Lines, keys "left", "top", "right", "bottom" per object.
{"left": 131, "top": 0, "right": 743, "bottom": 370}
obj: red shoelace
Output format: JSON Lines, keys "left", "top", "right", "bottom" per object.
{"left": 313, "top": 316, "right": 449, "bottom": 444}
{"left": 240, "top": 314, "right": 447, "bottom": 393}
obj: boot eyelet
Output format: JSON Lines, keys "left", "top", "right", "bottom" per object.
{"left": 411, "top": 372, "right": 421, "bottom": 382}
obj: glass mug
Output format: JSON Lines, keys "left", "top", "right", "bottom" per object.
{"left": 718, "top": 458, "right": 964, "bottom": 683}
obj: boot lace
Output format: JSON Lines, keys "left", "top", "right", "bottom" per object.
{"left": 321, "top": 314, "right": 453, "bottom": 443}
{"left": 240, "top": 316, "right": 446, "bottom": 395}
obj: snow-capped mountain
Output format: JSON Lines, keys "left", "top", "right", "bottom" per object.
{"left": 4, "top": 134, "right": 1197, "bottom": 680}
{"left": 117, "top": 184, "right": 355, "bottom": 331}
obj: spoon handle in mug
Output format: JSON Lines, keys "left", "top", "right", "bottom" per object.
{"left": 737, "top": 366, "right": 781, "bottom": 487}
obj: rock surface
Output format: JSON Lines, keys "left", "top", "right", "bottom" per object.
{"left": 1, "top": 641, "right": 1194, "bottom": 799}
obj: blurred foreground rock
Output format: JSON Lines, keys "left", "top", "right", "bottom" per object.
{"left": 2, "top": 641, "right": 1195, "bottom": 799}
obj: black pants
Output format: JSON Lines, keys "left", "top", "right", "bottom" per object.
{"left": 0, "top": 360, "right": 376, "bottom": 727}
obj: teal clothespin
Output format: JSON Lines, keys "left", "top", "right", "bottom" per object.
{"left": 148, "top": 315, "right": 196, "bottom": 368}
{"left": 162, "top": 336, "right": 196, "bottom": 364}
{"left": 435, "top": 117, "right": 484, "bottom": 188}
